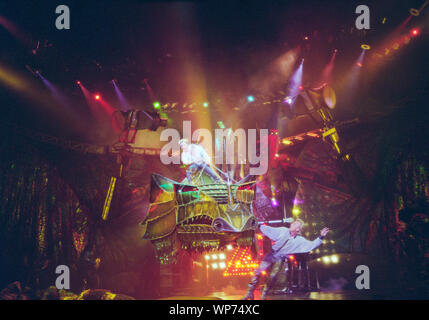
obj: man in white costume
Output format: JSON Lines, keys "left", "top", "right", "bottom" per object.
{"left": 243, "top": 219, "right": 330, "bottom": 300}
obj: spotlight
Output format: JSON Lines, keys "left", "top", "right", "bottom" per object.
{"left": 298, "top": 85, "right": 304, "bottom": 91}
{"left": 205, "top": 255, "right": 210, "bottom": 260}
{"left": 271, "top": 197, "right": 279, "bottom": 207}
{"left": 247, "top": 95, "right": 255, "bottom": 102}
{"left": 203, "top": 102, "right": 209, "bottom": 108}
{"left": 226, "top": 244, "right": 233, "bottom": 251}
{"left": 219, "top": 253, "right": 226, "bottom": 260}
{"left": 361, "top": 44, "right": 371, "bottom": 50}
{"left": 292, "top": 207, "right": 301, "bottom": 215}
{"left": 94, "top": 94, "right": 101, "bottom": 100}
{"left": 211, "top": 254, "right": 218, "bottom": 260}
{"left": 219, "top": 262, "right": 226, "bottom": 269}
{"left": 153, "top": 101, "right": 161, "bottom": 109}
{"left": 282, "top": 139, "right": 293, "bottom": 145}
{"left": 410, "top": 28, "right": 420, "bottom": 37}
{"left": 76, "top": 80, "right": 81, "bottom": 85}
{"left": 356, "top": 62, "right": 363, "bottom": 68}
{"left": 331, "top": 255, "right": 339, "bottom": 263}
{"left": 284, "top": 96, "right": 293, "bottom": 104}
{"left": 322, "top": 256, "right": 331, "bottom": 264}
{"left": 211, "top": 263, "right": 218, "bottom": 269}
{"left": 217, "top": 121, "right": 225, "bottom": 129}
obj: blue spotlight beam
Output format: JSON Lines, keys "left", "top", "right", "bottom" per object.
{"left": 112, "top": 80, "right": 130, "bottom": 111}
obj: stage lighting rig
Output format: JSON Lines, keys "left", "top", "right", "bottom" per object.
{"left": 292, "top": 84, "right": 352, "bottom": 161}
{"left": 113, "top": 109, "right": 168, "bottom": 144}
{"left": 102, "top": 109, "right": 167, "bottom": 221}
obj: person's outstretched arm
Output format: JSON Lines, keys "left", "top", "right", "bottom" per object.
{"left": 294, "top": 227, "right": 330, "bottom": 253}
{"left": 260, "top": 225, "right": 288, "bottom": 242}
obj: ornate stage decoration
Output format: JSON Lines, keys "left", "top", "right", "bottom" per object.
{"left": 140, "top": 172, "right": 258, "bottom": 263}
{"left": 223, "top": 232, "right": 265, "bottom": 277}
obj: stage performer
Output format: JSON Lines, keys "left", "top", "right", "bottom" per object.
{"left": 243, "top": 219, "right": 330, "bottom": 300}
{"left": 179, "top": 139, "right": 221, "bottom": 183}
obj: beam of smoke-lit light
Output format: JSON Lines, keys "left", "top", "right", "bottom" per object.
{"left": 249, "top": 48, "right": 299, "bottom": 98}
{"left": 79, "top": 84, "right": 115, "bottom": 116}
{"left": 367, "top": 10, "right": 420, "bottom": 69}
{"left": 78, "top": 82, "right": 120, "bottom": 133}
{"left": 339, "top": 50, "right": 366, "bottom": 104}
{"left": 78, "top": 82, "right": 104, "bottom": 117}
{"left": 0, "top": 63, "right": 53, "bottom": 106}
{"left": 97, "top": 97, "right": 116, "bottom": 116}
{"left": 319, "top": 49, "right": 337, "bottom": 85}
{"left": 0, "top": 64, "right": 85, "bottom": 130}
{"left": 36, "top": 71, "right": 71, "bottom": 108}
{"left": 112, "top": 80, "right": 130, "bottom": 111}
{"left": 287, "top": 59, "right": 304, "bottom": 104}
{"left": 0, "top": 64, "right": 29, "bottom": 91}
{"left": 0, "top": 16, "right": 33, "bottom": 46}
{"left": 143, "top": 79, "right": 157, "bottom": 103}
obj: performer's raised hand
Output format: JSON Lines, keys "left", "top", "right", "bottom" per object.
{"left": 320, "top": 227, "right": 330, "bottom": 237}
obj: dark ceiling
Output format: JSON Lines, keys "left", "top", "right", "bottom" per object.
{"left": 0, "top": 0, "right": 427, "bottom": 143}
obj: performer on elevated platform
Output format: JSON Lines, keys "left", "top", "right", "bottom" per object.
{"left": 243, "top": 219, "right": 330, "bottom": 300}
{"left": 179, "top": 139, "right": 221, "bottom": 183}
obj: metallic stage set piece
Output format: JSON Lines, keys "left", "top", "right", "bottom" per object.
{"left": 140, "top": 171, "right": 259, "bottom": 261}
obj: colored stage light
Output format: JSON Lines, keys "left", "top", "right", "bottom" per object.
{"left": 247, "top": 95, "right": 255, "bottom": 102}
{"left": 357, "top": 62, "right": 363, "bottom": 67}
{"left": 410, "top": 28, "right": 420, "bottom": 37}
{"left": 76, "top": 80, "right": 81, "bottom": 85}
{"left": 271, "top": 197, "right": 279, "bottom": 207}
{"left": 322, "top": 256, "right": 331, "bottom": 264}
{"left": 203, "top": 102, "right": 209, "bottom": 108}
{"left": 361, "top": 44, "right": 371, "bottom": 50}
{"left": 153, "top": 101, "right": 161, "bottom": 109}
{"left": 282, "top": 139, "right": 293, "bottom": 145}
{"left": 298, "top": 85, "right": 304, "bottom": 91}
{"left": 292, "top": 207, "right": 301, "bottom": 215}
{"left": 284, "top": 96, "right": 293, "bottom": 104}
{"left": 94, "top": 94, "right": 100, "bottom": 100}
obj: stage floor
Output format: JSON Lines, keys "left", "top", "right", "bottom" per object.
{"left": 161, "top": 289, "right": 390, "bottom": 300}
